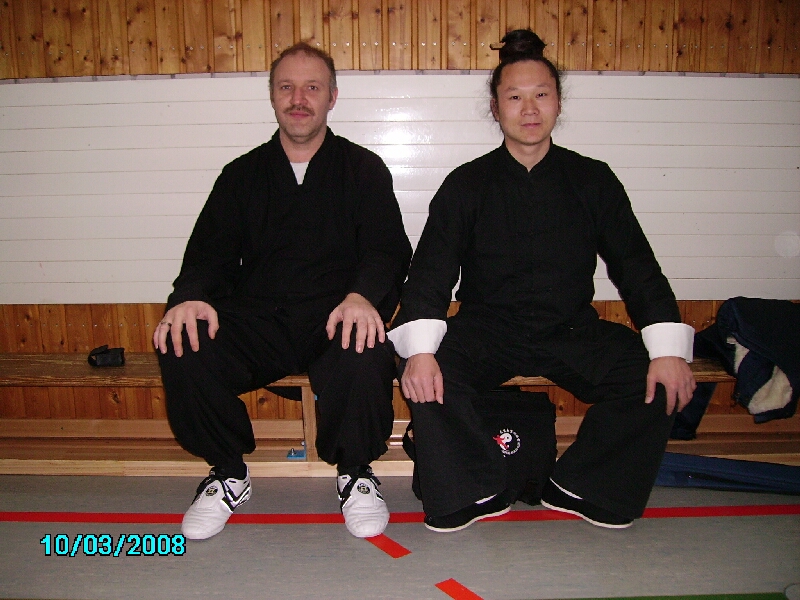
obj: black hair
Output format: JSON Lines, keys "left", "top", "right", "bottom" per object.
{"left": 269, "top": 42, "right": 337, "bottom": 95}
{"left": 489, "top": 29, "right": 562, "bottom": 102}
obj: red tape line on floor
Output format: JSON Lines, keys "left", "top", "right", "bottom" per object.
{"left": 1, "top": 504, "right": 798, "bottom": 524}
{"left": 366, "top": 533, "right": 411, "bottom": 558}
{"left": 435, "top": 578, "right": 485, "bottom": 600}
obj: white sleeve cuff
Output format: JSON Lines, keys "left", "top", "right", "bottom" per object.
{"left": 387, "top": 319, "right": 447, "bottom": 359}
{"left": 640, "top": 322, "right": 695, "bottom": 362}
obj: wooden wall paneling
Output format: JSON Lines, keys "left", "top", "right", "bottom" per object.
{"left": 381, "top": 0, "right": 390, "bottom": 68}
{"left": 701, "top": 0, "right": 732, "bottom": 73}
{"left": 89, "top": 303, "right": 120, "bottom": 348}
{"left": 116, "top": 303, "right": 147, "bottom": 352}
{"left": 12, "top": 0, "right": 46, "bottom": 78}
{"left": 211, "top": 0, "right": 239, "bottom": 72}
{"left": 0, "top": 0, "right": 18, "bottom": 78}
{"left": 64, "top": 304, "right": 94, "bottom": 352}
{"left": 357, "top": 0, "right": 382, "bottom": 69}
{"left": 73, "top": 388, "right": 102, "bottom": 418}
{"left": 127, "top": 0, "right": 158, "bottom": 74}
{"left": 282, "top": 395, "right": 302, "bottom": 419}
{"left": 148, "top": 387, "right": 167, "bottom": 418}
{"left": 0, "top": 389, "right": 27, "bottom": 418}
{"left": 392, "top": 387, "right": 409, "bottom": 419}
{"left": 123, "top": 386, "right": 152, "bottom": 418}
{"left": 591, "top": 299, "right": 607, "bottom": 320}
{"left": 141, "top": 303, "right": 166, "bottom": 349}
{"left": 618, "top": 0, "right": 645, "bottom": 70}
{"left": 757, "top": 0, "right": 787, "bottom": 73}
{"left": 591, "top": 0, "right": 617, "bottom": 70}
{"left": 387, "top": 0, "right": 411, "bottom": 69}
{"left": 97, "top": 0, "right": 129, "bottom": 74}
{"left": 604, "top": 300, "right": 632, "bottom": 327}
{"left": 782, "top": 0, "right": 799, "bottom": 73}
{"left": 256, "top": 387, "right": 281, "bottom": 418}
{"left": 99, "top": 387, "right": 126, "bottom": 418}
{"left": 323, "top": 0, "right": 353, "bottom": 70}
{"left": 673, "top": 0, "right": 701, "bottom": 71}
{"left": 298, "top": 0, "right": 324, "bottom": 48}
{"left": 12, "top": 305, "right": 43, "bottom": 352}
{"left": 549, "top": 385, "right": 577, "bottom": 417}
{"left": 48, "top": 387, "right": 76, "bottom": 418}
{"left": 239, "top": 389, "right": 257, "bottom": 419}
{"left": 255, "top": 389, "right": 302, "bottom": 419}
{"left": 270, "top": 0, "right": 294, "bottom": 56}
{"left": 154, "top": 0, "right": 183, "bottom": 73}
{"left": 183, "top": 0, "right": 211, "bottom": 72}
{"left": 727, "top": 0, "right": 759, "bottom": 73}
{"left": 23, "top": 387, "right": 51, "bottom": 418}
{"left": 707, "top": 380, "right": 737, "bottom": 413}
{"left": 0, "top": 306, "right": 15, "bottom": 352}
{"left": 263, "top": 395, "right": 283, "bottom": 419}
{"left": 70, "top": 0, "right": 99, "bottom": 76}
{"left": 42, "top": 0, "right": 74, "bottom": 77}
{"left": 681, "top": 299, "right": 716, "bottom": 333}
{"left": 240, "top": 0, "right": 267, "bottom": 71}
{"left": 446, "top": 0, "right": 471, "bottom": 69}
{"left": 561, "top": 0, "right": 589, "bottom": 71}
{"left": 39, "top": 304, "right": 68, "bottom": 352}
{"left": 325, "top": 0, "right": 353, "bottom": 70}
{"left": 642, "top": 0, "right": 672, "bottom": 71}
{"left": 503, "top": 0, "right": 530, "bottom": 33}
{"left": 416, "top": 0, "right": 440, "bottom": 69}
{"left": 532, "top": 0, "right": 559, "bottom": 62}
{"left": 475, "top": 0, "right": 499, "bottom": 69}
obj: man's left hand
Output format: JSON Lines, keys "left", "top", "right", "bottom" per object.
{"left": 326, "top": 292, "right": 384, "bottom": 352}
{"left": 645, "top": 356, "right": 697, "bottom": 415}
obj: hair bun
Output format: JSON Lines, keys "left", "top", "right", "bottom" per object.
{"left": 498, "top": 29, "right": 546, "bottom": 62}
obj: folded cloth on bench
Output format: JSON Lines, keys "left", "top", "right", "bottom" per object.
{"left": 683, "top": 297, "right": 800, "bottom": 428}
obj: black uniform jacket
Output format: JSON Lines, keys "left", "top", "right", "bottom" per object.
{"left": 392, "top": 143, "right": 681, "bottom": 383}
{"left": 168, "top": 128, "right": 412, "bottom": 328}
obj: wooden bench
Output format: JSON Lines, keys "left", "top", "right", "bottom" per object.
{"left": 6, "top": 350, "right": 796, "bottom": 473}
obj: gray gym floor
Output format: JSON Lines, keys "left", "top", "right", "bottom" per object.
{"left": 0, "top": 475, "right": 798, "bottom": 600}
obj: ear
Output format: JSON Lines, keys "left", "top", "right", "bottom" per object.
{"left": 490, "top": 97, "right": 499, "bottom": 121}
{"left": 328, "top": 86, "right": 339, "bottom": 111}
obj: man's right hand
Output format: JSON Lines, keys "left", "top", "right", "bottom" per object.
{"left": 401, "top": 353, "right": 444, "bottom": 404}
{"left": 153, "top": 301, "right": 219, "bottom": 357}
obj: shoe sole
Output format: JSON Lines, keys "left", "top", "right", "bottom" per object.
{"left": 424, "top": 505, "right": 511, "bottom": 533}
{"left": 182, "top": 524, "right": 226, "bottom": 540}
{"left": 540, "top": 499, "right": 633, "bottom": 529}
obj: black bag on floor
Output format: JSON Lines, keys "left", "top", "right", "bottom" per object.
{"left": 656, "top": 451, "right": 800, "bottom": 495}
{"left": 403, "top": 389, "right": 557, "bottom": 506}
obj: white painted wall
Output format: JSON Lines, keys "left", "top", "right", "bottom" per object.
{"left": 0, "top": 71, "right": 798, "bottom": 304}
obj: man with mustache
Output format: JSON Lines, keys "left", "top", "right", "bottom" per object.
{"left": 155, "top": 43, "right": 412, "bottom": 541}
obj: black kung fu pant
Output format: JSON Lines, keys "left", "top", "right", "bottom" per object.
{"left": 157, "top": 304, "right": 396, "bottom": 474}
{"left": 408, "top": 308, "right": 676, "bottom": 519}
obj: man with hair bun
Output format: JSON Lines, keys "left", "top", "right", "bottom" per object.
{"left": 389, "top": 29, "right": 696, "bottom": 532}
{"left": 155, "top": 43, "right": 411, "bottom": 541}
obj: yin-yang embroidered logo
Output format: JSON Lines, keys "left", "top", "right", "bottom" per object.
{"left": 493, "top": 428, "right": 521, "bottom": 456}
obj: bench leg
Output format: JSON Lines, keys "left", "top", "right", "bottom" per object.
{"left": 300, "top": 385, "right": 319, "bottom": 462}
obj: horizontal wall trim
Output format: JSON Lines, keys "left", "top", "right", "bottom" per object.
{"left": 3, "top": 72, "right": 799, "bottom": 87}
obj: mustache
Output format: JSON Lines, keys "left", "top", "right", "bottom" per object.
{"left": 285, "top": 104, "right": 314, "bottom": 116}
